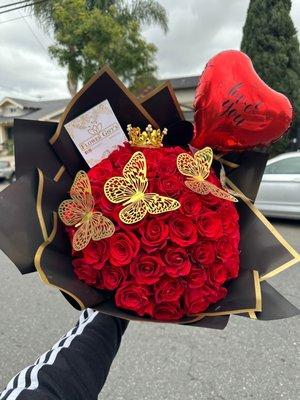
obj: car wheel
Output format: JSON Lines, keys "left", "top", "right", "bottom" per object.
{"left": 9, "top": 172, "right": 16, "bottom": 183}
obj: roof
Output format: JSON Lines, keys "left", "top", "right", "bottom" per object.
{"left": 20, "top": 99, "right": 70, "bottom": 120}
{"left": 165, "top": 75, "right": 199, "bottom": 90}
{"left": 0, "top": 97, "right": 70, "bottom": 121}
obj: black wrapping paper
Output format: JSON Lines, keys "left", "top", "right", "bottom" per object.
{"left": 0, "top": 69, "right": 299, "bottom": 327}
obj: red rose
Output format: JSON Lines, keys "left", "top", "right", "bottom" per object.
{"left": 187, "top": 265, "right": 207, "bottom": 289}
{"left": 197, "top": 210, "right": 223, "bottom": 240}
{"left": 95, "top": 192, "right": 116, "bottom": 218}
{"left": 108, "top": 231, "right": 140, "bottom": 267}
{"left": 216, "top": 238, "right": 237, "bottom": 261}
{"left": 223, "top": 255, "right": 240, "bottom": 279}
{"left": 97, "top": 264, "right": 128, "bottom": 290}
{"left": 159, "top": 153, "right": 178, "bottom": 174}
{"left": 109, "top": 143, "right": 133, "bottom": 168}
{"left": 153, "top": 301, "right": 184, "bottom": 321}
{"left": 206, "top": 285, "right": 228, "bottom": 303}
{"left": 219, "top": 203, "right": 239, "bottom": 238}
{"left": 142, "top": 149, "right": 163, "bottom": 178}
{"left": 88, "top": 158, "right": 113, "bottom": 184}
{"left": 162, "top": 246, "right": 191, "bottom": 277}
{"left": 79, "top": 240, "right": 108, "bottom": 270}
{"left": 157, "top": 174, "right": 182, "bottom": 197}
{"left": 184, "top": 287, "right": 210, "bottom": 315}
{"left": 169, "top": 214, "right": 198, "bottom": 247}
{"left": 208, "top": 261, "right": 228, "bottom": 286}
{"left": 154, "top": 276, "right": 185, "bottom": 303}
{"left": 130, "top": 254, "right": 164, "bottom": 284}
{"left": 73, "top": 259, "right": 98, "bottom": 285}
{"left": 191, "top": 241, "right": 216, "bottom": 266}
{"left": 179, "top": 192, "right": 202, "bottom": 218}
{"left": 115, "top": 282, "right": 153, "bottom": 316}
{"left": 200, "top": 193, "right": 222, "bottom": 209}
{"left": 139, "top": 217, "right": 169, "bottom": 252}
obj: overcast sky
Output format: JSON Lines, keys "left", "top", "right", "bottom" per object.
{"left": 0, "top": 0, "right": 300, "bottom": 100}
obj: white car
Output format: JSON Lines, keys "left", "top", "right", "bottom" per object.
{"left": 0, "top": 160, "right": 15, "bottom": 182}
{"left": 255, "top": 152, "right": 300, "bottom": 219}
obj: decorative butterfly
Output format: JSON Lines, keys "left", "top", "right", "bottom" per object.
{"left": 104, "top": 151, "right": 181, "bottom": 224}
{"left": 58, "top": 171, "right": 115, "bottom": 251}
{"left": 176, "top": 147, "right": 237, "bottom": 202}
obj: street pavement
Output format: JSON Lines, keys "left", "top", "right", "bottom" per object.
{"left": 0, "top": 178, "right": 299, "bottom": 399}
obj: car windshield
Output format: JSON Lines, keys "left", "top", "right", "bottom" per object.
{"left": 0, "top": 161, "right": 10, "bottom": 168}
{"left": 265, "top": 156, "right": 300, "bottom": 174}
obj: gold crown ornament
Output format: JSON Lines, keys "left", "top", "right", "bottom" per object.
{"left": 127, "top": 124, "right": 167, "bottom": 148}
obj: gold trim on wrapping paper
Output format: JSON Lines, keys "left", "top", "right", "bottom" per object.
{"left": 226, "top": 177, "right": 300, "bottom": 281}
{"left": 36, "top": 169, "right": 48, "bottom": 241}
{"left": 140, "top": 81, "right": 185, "bottom": 121}
{"left": 254, "top": 270, "right": 262, "bottom": 311}
{"left": 53, "top": 165, "right": 66, "bottom": 182}
{"left": 34, "top": 211, "right": 85, "bottom": 310}
{"left": 248, "top": 311, "right": 257, "bottom": 319}
{"left": 50, "top": 66, "right": 158, "bottom": 145}
{"left": 213, "top": 154, "right": 240, "bottom": 169}
{"left": 260, "top": 257, "right": 300, "bottom": 281}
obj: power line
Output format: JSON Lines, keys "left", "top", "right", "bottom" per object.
{"left": 0, "top": 0, "right": 48, "bottom": 15}
{"left": 0, "top": 1, "right": 30, "bottom": 10}
{"left": 0, "top": 14, "right": 28, "bottom": 25}
{"left": 18, "top": 9, "right": 48, "bottom": 54}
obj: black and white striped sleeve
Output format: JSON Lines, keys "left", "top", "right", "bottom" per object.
{"left": 0, "top": 310, "right": 128, "bottom": 400}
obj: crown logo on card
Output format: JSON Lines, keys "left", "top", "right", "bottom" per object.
{"left": 88, "top": 122, "right": 103, "bottom": 136}
{"left": 127, "top": 124, "right": 167, "bottom": 148}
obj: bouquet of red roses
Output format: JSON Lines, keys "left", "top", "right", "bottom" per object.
{"left": 64, "top": 141, "right": 240, "bottom": 321}
{"left": 0, "top": 50, "right": 299, "bottom": 328}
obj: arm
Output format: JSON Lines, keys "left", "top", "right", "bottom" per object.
{"left": 0, "top": 310, "right": 128, "bottom": 400}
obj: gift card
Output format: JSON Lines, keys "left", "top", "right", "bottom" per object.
{"left": 64, "top": 99, "right": 128, "bottom": 167}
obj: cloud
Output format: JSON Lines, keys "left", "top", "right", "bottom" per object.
{"left": 144, "top": 0, "right": 300, "bottom": 78}
{"left": 0, "top": 1, "right": 299, "bottom": 99}
{"left": 0, "top": 13, "right": 68, "bottom": 100}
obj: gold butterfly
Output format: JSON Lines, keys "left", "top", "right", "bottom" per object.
{"left": 104, "top": 151, "right": 181, "bottom": 224}
{"left": 58, "top": 171, "right": 115, "bottom": 251}
{"left": 176, "top": 147, "right": 237, "bottom": 202}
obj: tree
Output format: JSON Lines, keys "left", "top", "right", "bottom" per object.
{"left": 28, "top": 0, "right": 168, "bottom": 96}
{"left": 241, "top": 0, "right": 300, "bottom": 156}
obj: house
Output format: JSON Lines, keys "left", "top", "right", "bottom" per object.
{"left": 0, "top": 97, "right": 69, "bottom": 149}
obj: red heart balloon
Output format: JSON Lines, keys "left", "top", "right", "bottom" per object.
{"left": 192, "top": 50, "right": 293, "bottom": 151}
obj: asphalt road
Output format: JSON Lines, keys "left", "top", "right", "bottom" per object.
{"left": 0, "top": 178, "right": 299, "bottom": 400}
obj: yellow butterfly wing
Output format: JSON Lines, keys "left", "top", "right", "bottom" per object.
{"left": 204, "top": 181, "right": 238, "bottom": 202}
{"left": 185, "top": 180, "right": 210, "bottom": 195}
{"left": 104, "top": 151, "right": 148, "bottom": 204}
{"left": 144, "top": 193, "right": 181, "bottom": 215}
{"left": 123, "top": 151, "right": 148, "bottom": 194}
{"left": 177, "top": 152, "right": 200, "bottom": 178}
{"left": 91, "top": 212, "right": 115, "bottom": 240}
{"left": 72, "top": 219, "right": 93, "bottom": 251}
{"left": 194, "top": 147, "right": 213, "bottom": 180}
{"left": 119, "top": 200, "right": 148, "bottom": 224}
{"left": 70, "top": 170, "right": 92, "bottom": 201}
{"left": 58, "top": 199, "right": 88, "bottom": 226}
{"left": 104, "top": 176, "right": 135, "bottom": 204}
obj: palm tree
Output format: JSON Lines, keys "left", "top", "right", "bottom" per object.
{"left": 26, "top": 0, "right": 168, "bottom": 95}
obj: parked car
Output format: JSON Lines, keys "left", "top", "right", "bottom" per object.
{"left": 0, "top": 160, "right": 15, "bottom": 182}
{"left": 255, "top": 152, "right": 300, "bottom": 219}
